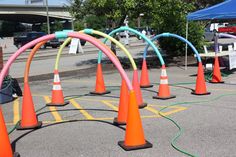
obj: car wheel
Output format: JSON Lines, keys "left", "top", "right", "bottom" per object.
{"left": 52, "top": 46, "right": 57, "bottom": 48}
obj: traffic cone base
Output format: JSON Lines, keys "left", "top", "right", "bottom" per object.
{"left": 89, "top": 90, "right": 111, "bottom": 95}
{"left": 140, "top": 84, "right": 153, "bottom": 88}
{"left": 138, "top": 103, "right": 147, "bottom": 109}
{"left": 113, "top": 117, "right": 126, "bottom": 126}
{"left": 209, "top": 80, "right": 224, "bottom": 84}
{"left": 46, "top": 101, "right": 69, "bottom": 107}
{"left": 14, "top": 152, "right": 21, "bottom": 157}
{"left": 118, "top": 140, "right": 152, "bottom": 151}
{"left": 16, "top": 121, "right": 42, "bottom": 130}
{"left": 191, "top": 91, "right": 211, "bottom": 96}
{"left": 153, "top": 94, "right": 176, "bottom": 100}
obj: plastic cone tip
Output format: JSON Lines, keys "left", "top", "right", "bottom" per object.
{"left": 140, "top": 59, "right": 152, "bottom": 88}
{"left": 114, "top": 80, "right": 129, "bottom": 125}
{"left": 54, "top": 74, "right": 60, "bottom": 83}
{"left": 161, "top": 68, "right": 167, "bottom": 77}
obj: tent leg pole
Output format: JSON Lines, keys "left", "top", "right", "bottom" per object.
{"left": 185, "top": 21, "right": 189, "bottom": 70}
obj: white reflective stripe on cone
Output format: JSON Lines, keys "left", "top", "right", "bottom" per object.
{"left": 53, "top": 84, "right": 62, "bottom": 90}
{"left": 160, "top": 79, "right": 168, "bottom": 84}
{"left": 161, "top": 69, "right": 167, "bottom": 77}
{"left": 54, "top": 74, "right": 60, "bottom": 83}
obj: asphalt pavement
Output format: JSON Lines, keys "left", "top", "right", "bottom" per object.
{"left": 1, "top": 36, "right": 236, "bottom": 157}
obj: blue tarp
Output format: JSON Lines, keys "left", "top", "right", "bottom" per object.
{"left": 187, "top": 0, "right": 236, "bottom": 21}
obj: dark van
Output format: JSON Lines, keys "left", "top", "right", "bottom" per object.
{"left": 13, "top": 32, "right": 60, "bottom": 49}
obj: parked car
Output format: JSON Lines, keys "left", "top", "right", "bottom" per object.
{"left": 13, "top": 32, "right": 60, "bottom": 49}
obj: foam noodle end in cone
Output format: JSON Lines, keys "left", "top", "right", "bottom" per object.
{"left": 132, "top": 70, "right": 147, "bottom": 109}
{"left": 90, "top": 63, "right": 111, "bottom": 95}
{"left": 192, "top": 62, "right": 211, "bottom": 95}
{"left": 113, "top": 79, "right": 129, "bottom": 125}
{"left": 118, "top": 90, "right": 152, "bottom": 151}
{"left": 0, "top": 108, "right": 19, "bottom": 157}
{"left": 210, "top": 56, "right": 224, "bottom": 84}
{"left": 153, "top": 65, "right": 176, "bottom": 100}
{"left": 140, "top": 59, "right": 153, "bottom": 88}
{"left": 16, "top": 82, "right": 42, "bottom": 130}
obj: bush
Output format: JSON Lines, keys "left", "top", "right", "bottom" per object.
{"left": 151, "top": 0, "right": 204, "bottom": 57}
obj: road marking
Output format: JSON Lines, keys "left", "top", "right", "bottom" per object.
{"left": 44, "top": 96, "right": 63, "bottom": 122}
{"left": 145, "top": 106, "right": 161, "bottom": 117}
{"left": 69, "top": 99, "right": 94, "bottom": 120}
{"left": 101, "top": 100, "right": 118, "bottom": 111}
{"left": 13, "top": 99, "right": 20, "bottom": 124}
{"left": 146, "top": 105, "right": 187, "bottom": 117}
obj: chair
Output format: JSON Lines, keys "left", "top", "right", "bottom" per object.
{"left": 228, "top": 45, "right": 233, "bottom": 52}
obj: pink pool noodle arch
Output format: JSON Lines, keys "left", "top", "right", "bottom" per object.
{"left": 0, "top": 32, "right": 133, "bottom": 90}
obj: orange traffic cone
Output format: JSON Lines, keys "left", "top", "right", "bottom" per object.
{"left": 153, "top": 65, "right": 176, "bottom": 100}
{"left": 118, "top": 90, "right": 152, "bottom": 151}
{"left": 16, "top": 82, "right": 42, "bottom": 130}
{"left": 46, "top": 70, "right": 69, "bottom": 106}
{"left": 192, "top": 62, "right": 211, "bottom": 95}
{"left": 140, "top": 59, "right": 153, "bottom": 88}
{"left": 0, "top": 108, "right": 20, "bottom": 157}
{"left": 132, "top": 70, "right": 147, "bottom": 108}
{"left": 90, "top": 63, "right": 111, "bottom": 95}
{"left": 210, "top": 56, "right": 224, "bottom": 83}
{"left": 113, "top": 79, "right": 129, "bottom": 125}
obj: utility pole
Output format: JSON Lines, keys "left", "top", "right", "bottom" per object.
{"left": 45, "top": 0, "right": 50, "bottom": 34}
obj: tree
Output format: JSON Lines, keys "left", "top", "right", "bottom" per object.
{"left": 150, "top": 0, "right": 204, "bottom": 57}
{"left": 69, "top": 0, "right": 153, "bottom": 28}
{"left": 184, "top": 0, "right": 224, "bottom": 9}
{"left": 51, "top": 20, "right": 63, "bottom": 32}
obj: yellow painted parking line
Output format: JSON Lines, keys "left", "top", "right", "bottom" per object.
{"left": 101, "top": 100, "right": 118, "bottom": 111}
{"left": 141, "top": 115, "right": 160, "bottom": 118}
{"left": 145, "top": 106, "right": 161, "bottom": 117}
{"left": 69, "top": 99, "right": 94, "bottom": 120}
{"left": 145, "top": 105, "right": 187, "bottom": 117}
{"left": 13, "top": 99, "right": 20, "bottom": 124}
{"left": 44, "top": 96, "right": 63, "bottom": 122}
{"left": 161, "top": 106, "right": 187, "bottom": 116}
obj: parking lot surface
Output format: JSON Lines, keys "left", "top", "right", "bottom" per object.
{"left": 2, "top": 66, "right": 236, "bottom": 157}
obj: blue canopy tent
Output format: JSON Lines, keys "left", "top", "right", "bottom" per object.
{"left": 187, "top": 0, "right": 236, "bottom": 21}
{"left": 184, "top": 0, "right": 236, "bottom": 69}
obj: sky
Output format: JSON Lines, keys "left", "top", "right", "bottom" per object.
{"left": 0, "top": 0, "right": 70, "bottom": 6}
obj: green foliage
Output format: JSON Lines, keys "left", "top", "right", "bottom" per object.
{"left": 69, "top": 0, "right": 213, "bottom": 57}
{"left": 85, "top": 15, "right": 106, "bottom": 30}
{"left": 150, "top": 0, "right": 204, "bottom": 57}
{"left": 40, "top": 23, "right": 48, "bottom": 33}
{"left": 184, "top": 0, "right": 224, "bottom": 9}
{"left": 69, "top": 0, "right": 153, "bottom": 28}
{"left": 0, "top": 21, "right": 25, "bottom": 37}
{"left": 52, "top": 20, "right": 63, "bottom": 32}
{"left": 74, "top": 20, "right": 84, "bottom": 31}
{"left": 40, "top": 20, "right": 63, "bottom": 33}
